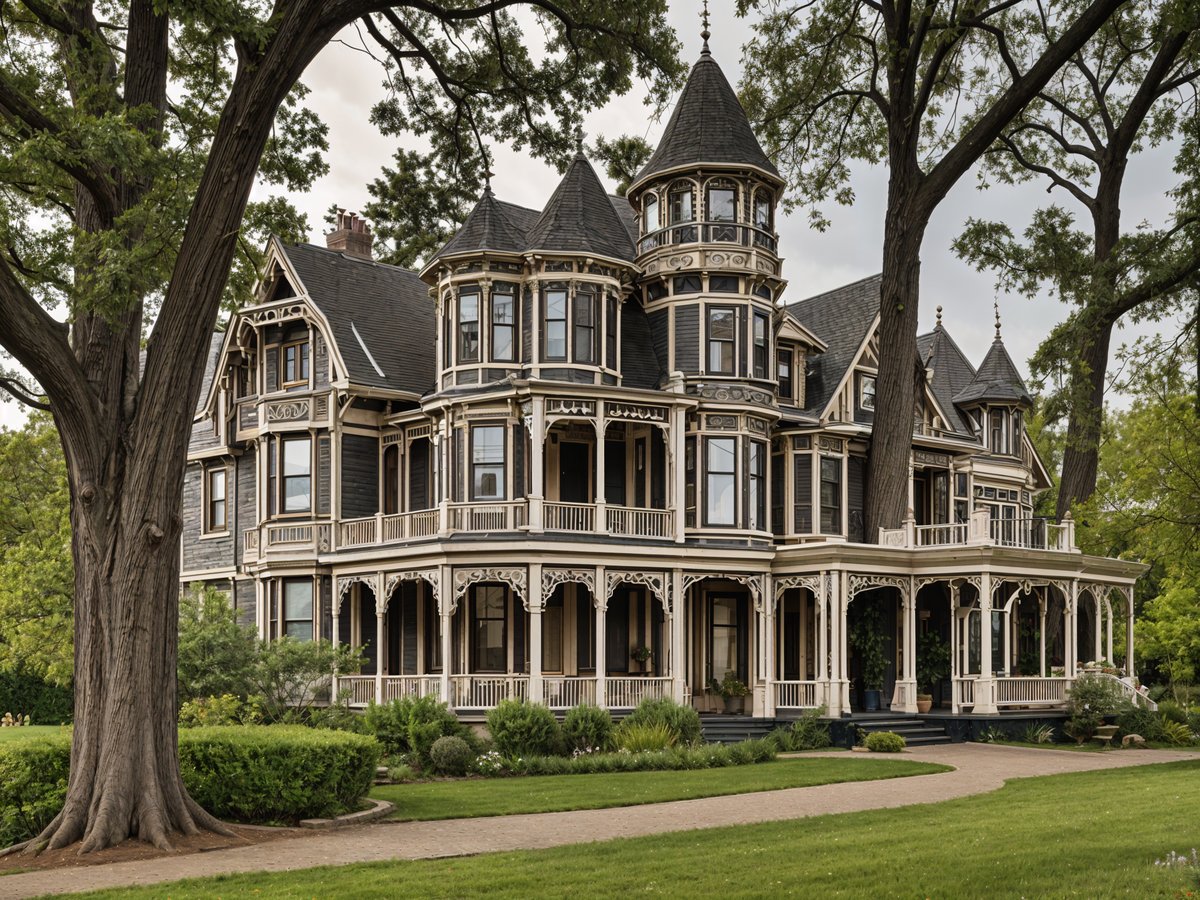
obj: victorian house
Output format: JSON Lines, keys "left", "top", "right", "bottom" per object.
{"left": 181, "top": 41, "right": 1146, "bottom": 721}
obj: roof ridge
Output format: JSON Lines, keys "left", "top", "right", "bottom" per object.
{"left": 291, "top": 242, "right": 420, "bottom": 276}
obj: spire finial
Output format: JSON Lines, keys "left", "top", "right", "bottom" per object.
{"left": 483, "top": 168, "right": 494, "bottom": 195}
{"left": 574, "top": 126, "right": 584, "bottom": 155}
{"left": 700, "top": 0, "right": 711, "bottom": 54}
{"left": 994, "top": 300, "right": 1002, "bottom": 339}
{"left": 935, "top": 304, "right": 943, "bottom": 328}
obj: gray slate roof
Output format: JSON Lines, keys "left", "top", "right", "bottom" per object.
{"left": 524, "top": 153, "right": 635, "bottom": 260}
{"left": 634, "top": 51, "right": 779, "bottom": 185}
{"left": 787, "top": 274, "right": 881, "bottom": 416}
{"left": 433, "top": 190, "right": 537, "bottom": 259}
{"left": 917, "top": 326, "right": 977, "bottom": 436}
{"left": 285, "top": 243, "right": 434, "bottom": 396}
{"left": 952, "top": 337, "right": 1033, "bottom": 406}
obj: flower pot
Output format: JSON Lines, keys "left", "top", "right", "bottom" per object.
{"left": 916, "top": 695, "right": 933, "bottom": 714}
{"left": 723, "top": 695, "right": 742, "bottom": 714}
{"left": 864, "top": 689, "right": 882, "bottom": 712}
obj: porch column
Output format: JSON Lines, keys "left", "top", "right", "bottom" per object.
{"left": 595, "top": 565, "right": 607, "bottom": 709}
{"left": 763, "top": 575, "right": 776, "bottom": 717}
{"left": 1001, "top": 588, "right": 1012, "bottom": 677}
{"left": 949, "top": 582, "right": 959, "bottom": 714}
{"left": 528, "top": 563, "right": 544, "bottom": 705}
{"left": 1094, "top": 590, "right": 1103, "bottom": 663}
{"left": 816, "top": 573, "right": 827, "bottom": 687}
{"left": 672, "top": 406, "right": 686, "bottom": 543}
{"left": 897, "top": 580, "right": 917, "bottom": 713}
{"left": 1066, "top": 579, "right": 1078, "bottom": 677}
{"left": 440, "top": 563, "right": 453, "bottom": 709}
{"left": 331, "top": 588, "right": 341, "bottom": 701}
{"left": 375, "top": 579, "right": 386, "bottom": 705}
{"left": 1105, "top": 595, "right": 1114, "bottom": 663}
{"left": 1125, "top": 590, "right": 1135, "bottom": 679}
{"left": 529, "top": 397, "right": 545, "bottom": 532}
{"left": 1039, "top": 589, "right": 1047, "bottom": 677}
{"left": 827, "top": 571, "right": 845, "bottom": 716}
{"left": 671, "top": 568, "right": 686, "bottom": 703}
{"left": 595, "top": 419, "right": 607, "bottom": 534}
{"left": 975, "top": 570, "right": 998, "bottom": 714}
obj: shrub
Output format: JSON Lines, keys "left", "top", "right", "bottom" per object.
{"left": 1116, "top": 706, "right": 1165, "bottom": 742}
{"left": 361, "top": 695, "right": 468, "bottom": 767}
{"left": 177, "top": 584, "right": 259, "bottom": 703}
{"left": 0, "top": 672, "right": 73, "bottom": 726}
{"left": 509, "top": 739, "right": 776, "bottom": 777}
{"left": 771, "top": 706, "right": 832, "bottom": 751}
{"left": 562, "top": 704, "right": 615, "bottom": 753}
{"left": 865, "top": 731, "right": 906, "bottom": 753}
{"left": 486, "top": 699, "right": 562, "bottom": 758}
{"left": 0, "top": 733, "right": 70, "bottom": 848}
{"left": 1021, "top": 723, "right": 1056, "bottom": 745}
{"left": 178, "top": 694, "right": 263, "bottom": 728}
{"left": 179, "top": 725, "right": 380, "bottom": 823}
{"left": 1064, "top": 673, "right": 1132, "bottom": 743}
{"left": 615, "top": 720, "right": 676, "bottom": 752}
{"left": 251, "top": 638, "right": 364, "bottom": 724}
{"left": 1157, "top": 699, "right": 1187, "bottom": 724}
{"left": 1160, "top": 719, "right": 1196, "bottom": 746}
{"left": 429, "top": 735, "right": 473, "bottom": 776}
{"left": 622, "top": 697, "right": 702, "bottom": 746}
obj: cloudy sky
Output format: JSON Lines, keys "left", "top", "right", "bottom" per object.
{"left": 0, "top": 3, "right": 1181, "bottom": 431}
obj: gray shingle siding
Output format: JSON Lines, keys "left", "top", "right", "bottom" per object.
{"left": 181, "top": 462, "right": 234, "bottom": 572}
{"left": 235, "top": 447, "right": 256, "bottom": 566}
{"left": 675, "top": 305, "right": 699, "bottom": 372}
{"left": 317, "top": 435, "right": 332, "bottom": 515}
{"left": 341, "top": 434, "right": 379, "bottom": 519}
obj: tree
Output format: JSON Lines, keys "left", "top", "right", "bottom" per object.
{"left": 0, "top": 413, "right": 72, "bottom": 687}
{"left": 590, "top": 134, "right": 653, "bottom": 196}
{"left": 176, "top": 585, "right": 258, "bottom": 705}
{"left": 953, "top": 1, "right": 1200, "bottom": 518}
{"left": 0, "top": 0, "right": 681, "bottom": 854}
{"left": 740, "top": 0, "right": 1129, "bottom": 536}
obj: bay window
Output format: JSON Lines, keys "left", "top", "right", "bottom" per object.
{"left": 989, "top": 409, "right": 1007, "bottom": 454}
{"left": 471, "top": 425, "right": 506, "bottom": 500}
{"left": 282, "top": 436, "right": 311, "bottom": 513}
{"left": 753, "top": 312, "right": 769, "bottom": 379}
{"left": 544, "top": 288, "right": 568, "bottom": 360}
{"left": 458, "top": 291, "right": 480, "bottom": 362}
{"left": 492, "top": 285, "right": 515, "bottom": 362}
{"left": 705, "top": 437, "right": 737, "bottom": 526}
{"left": 282, "top": 578, "right": 313, "bottom": 641}
{"left": 281, "top": 340, "right": 309, "bottom": 388}
{"left": 573, "top": 287, "right": 596, "bottom": 364}
{"left": 706, "top": 182, "right": 737, "bottom": 241}
{"left": 749, "top": 441, "right": 766, "bottom": 531}
{"left": 707, "top": 307, "right": 736, "bottom": 375}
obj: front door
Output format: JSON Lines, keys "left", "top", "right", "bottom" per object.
{"left": 559, "top": 442, "right": 590, "bottom": 503}
{"left": 708, "top": 593, "right": 748, "bottom": 685}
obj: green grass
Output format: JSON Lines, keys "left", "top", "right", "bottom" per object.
{"left": 79, "top": 760, "right": 1200, "bottom": 898}
{"left": 372, "top": 757, "right": 947, "bottom": 821}
{"left": 0, "top": 725, "right": 66, "bottom": 744}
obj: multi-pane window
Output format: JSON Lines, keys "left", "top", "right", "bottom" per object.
{"left": 544, "top": 288, "right": 568, "bottom": 360}
{"left": 491, "top": 286, "right": 515, "bottom": 362}
{"left": 458, "top": 292, "right": 480, "bottom": 362}
{"left": 669, "top": 183, "right": 693, "bottom": 222}
{"left": 706, "top": 437, "right": 737, "bottom": 526}
{"left": 472, "top": 585, "right": 507, "bottom": 672}
{"left": 753, "top": 192, "right": 772, "bottom": 230}
{"left": 574, "top": 287, "right": 595, "bottom": 364}
{"left": 989, "top": 409, "right": 1006, "bottom": 454}
{"left": 753, "top": 313, "right": 769, "bottom": 379}
{"left": 282, "top": 437, "right": 311, "bottom": 513}
{"left": 860, "top": 375, "right": 876, "bottom": 410}
{"left": 819, "top": 456, "right": 841, "bottom": 534}
{"left": 642, "top": 192, "right": 659, "bottom": 233}
{"left": 281, "top": 341, "right": 309, "bottom": 387}
{"left": 749, "top": 441, "right": 766, "bottom": 531}
{"left": 206, "top": 467, "right": 227, "bottom": 533}
{"left": 282, "top": 579, "right": 313, "bottom": 641}
{"left": 706, "top": 185, "right": 737, "bottom": 220}
{"left": 707, "top": 307, "right": 736, "bottom": 375}
{"left": 1012, "top": 410, "right": 1023, "bottom": 454}
{"left": 606, "top": 293, "right": 618, "bottom": 368}
{"left": 777, "top": 348, "right": 794, "bottom": 401}
{"left": 471, "top": 425, "right": 506, "bottom": 500}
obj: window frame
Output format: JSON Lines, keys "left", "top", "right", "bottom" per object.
{"left": 704, "top": 436, "right": 738, "bottom": 527}
{"left": 753, "top": 312, "right": 769, "bottom": 379}
{"left": 777, "top": 347, "right": 794, "bottom": 402}
{"left": 860, "top": 374, "right": 877, "bottom": 411}
{"left": 470, "top": 424, "right": 507, "bottom": 501}
{"left": 642, "top": 191, "right": 659, "bottom": 234}
{"left": 458, "top": 290, "right": 481, "bottom": 363}
{"left": 281, "top": 340, "right": 310, "bottom": 388}
{"left": 668, "top": 181, "right": 694, "bottom": 224}
{"left": 819, "top": 455, "right": 842, "bottom": 535}
{"left": 705, "top": 182, "right": 738, "bottom": 222}
{"left": 470, "top": 584, "right": 508, "bottom": 673}
{"left": 573, "top": 286, "right": 596, "bottom": 365}
{"left": 989, "top": 408, "right": 1007, "bottom": 455}
{"left": 543, "top": 285, "right": 568, "bottom": 362}
{"left": 282, "top": 577, "right": 314, "bottom": 642}
{"left": 281, "top": 435, "right": 312, "bottom": 514}
{"left": 491, "top": 284, "right": 516, "bottom": 363}
{"left": 748, "top": 440, "right": 766, "bottom": 531}
{"left": 204, "top": 465, "right": 228, "bottom": 534}
{"left": 706, "top": 306, "right": 737, "bottom": 376}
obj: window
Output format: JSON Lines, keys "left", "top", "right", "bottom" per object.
{"left": 642, "top": 192, "right": 659, "bottom": 233}
{"left": 282, "top": 579, "right": 313, "bottom": 641}
{"left": 819, "top": 456, "right": 841, "bottom": 534}
{"left": 605, "top": 293, "right": 618, "bottom": 369}
{"left": 669, "top": 183, "right": 694, "bottom": 223}
{"left": 544, "top": 288, "right": 567, "bottom": 360}
{"left": 753, "top": 313, "right": 769, "bottom": 379}
{"left": 707, "top": 307, "right": 736, "bottom": 375}
{"left": 777, "top": 348, "right": 794, "bottom": 401}
{"left": 471, "top": 585, "right": 507, "bottom": 672}
{"left": 706, "top": 437, "right": 737, "bottom": 526}
{"left": 673, "top": 275, "right": 702, "bottom": 294}
{"left": 749, "top": 441, "right": 766, "bottom": 531}
{"left": 383, "top": 445, "right": 400, "bottom": 515}
{"left": 205, "top": 467, "right": 227, "bottom": 533}
{"left": 860, "top": 375, "right": 876, "bottom": 411}
{"left": 753, "top": 192, "right": 772, "bottom": 230}
{"left": 989, "top": 409, "right": 1007, "bottom": 454}
{"left": 491, "top": 286, "right": 515, "bottom": 362}
{"left": 281, "top": 340, "right": 309, "bottom": 387}
{"left": 709, "top": 596, "right": 741, "bottom": 682}
{"left": 710, "top": 275, "right": 739, "bottom": 292}
{"left": 471, "top": 425, "right": 506, "bottom": 500}
{"left": 573, "top": 287, "right": 595, "bottom": 364}
{"left": 1012, "top": 410, "right": 1023, "bottom": 454}
{"left": 282, "top": 437, "right": 311, "bottom": 513}
{"left": 543, "top": 592, "right": 564, "bottom": 673}
{"left": 706, "top": 184, "right": 737, "bottom": 221}
{"left": 424, "top": 593, "right": 442, "bottom": 671}
{"left": 458, "top": 292, "right": 480, "bottom": 362}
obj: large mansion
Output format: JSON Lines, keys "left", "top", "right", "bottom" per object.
{"left": 181, "top": 43, "right": 1145, "bottom": 721}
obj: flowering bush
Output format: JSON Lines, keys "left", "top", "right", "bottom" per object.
{"left": 1064, "top": 673, "right": 1132, "bottom": 743}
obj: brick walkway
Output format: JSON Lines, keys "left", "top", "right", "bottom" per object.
{"left": 2, "top": 744, "right": 1195, "bottom": 898}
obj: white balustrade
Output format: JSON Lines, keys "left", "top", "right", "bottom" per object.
{"left": 544, "top": 501, "right": 595, "bottom": 533}
{"left": 914, "top": 523, "right": 968, "bottom": 547}
{"left": 993, "top": 676, "right": 1070, "bottom": 708}
{"left": 450, "top": 675, "right": 529, "bottom": 708}
{"left": 341, "top": 676, "right": 377, "bottom": 707}
{"left": 382, "top": 675, "right": 442, "bottom": 703}
{"left": 953, "top": 677, "right": 976, "bottom": 709}
{"left": 265, "top": 522, "right": 314, "bottom": 546}
{"left": 243, "top": 529, "right": 259, "bottom": 556}
{"left": 605, "top": 677, "right": 672, "bottom": 708}
{"left": 543, "top": 677, "right": 596, "bottom": 709}
{"left": 448, "top": 502, "right": 527, "bottom": 532}
{"left": 1088, "top": 672, "right": 1158, "bottom": 711}
{"left": 607, "top": 506, "right": 672, "bottom": 538}
{"left": 338, "top": 517, "right": 377, "bottom": 548}
{"left": 773, "top": 680, "right": 822, "bottom": 709}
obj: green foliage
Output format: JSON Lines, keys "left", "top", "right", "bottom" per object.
{"left": 849, "top": 602, "right": 888, "bottom": 691}
{"left": 621, "top": 697, "right": 702, "bottom": 746}
{"left": 511, "top": 739, "right": 776, "bottom": 777}
{"left": 1065, "top": 673, "right": 1133, "bottom": 743}
{"left": 589, "top": 135, "right": 654, "bottom": 196}
{"left": 864, "top": 732, "right": 906, "bottom": 753}
{"left": 360, "top": 695, "right": 467, "bottom": 767}
{"left": 250, "top": 638, "right": 363, "bottom": 724}
{"left": 711, "top": 673, "right": 751, "bottom": 698}
{"left": 1160, "top": 719, "right": 1197, "bottom": 746}
{"left": 769, "top": 706, "right": 832, "bottom": 752}
{"left": 178, "top": 694, "right": 263, "bottom": 728}
{"left": 0, "top": 414, "right": 72, "bottom": 687}
{"left": 177, "top": 585, "right": 259, "bottom": 704}
{"left": 1117, "top": 706, "right": 1166, "bottom": 742}
{"left": 486, "top": 699, "right": 562, "bottom": 759}
{"left": 0, "top": 671, "right": 72, "bottom": 725}
{"left": 0, "top": 732, "right": 70, "bottom": 848}
{"left": 429, "top": 735, "right": 473, "bottom": 777}
{"left": 178, "top": 726, "right": 380, "bottom": 823}
{"left": 1157, "top": 698, "right": 1188, "bottom": 724}
{"left": 561, "top": 704, "right": 615, "bottom": 753}
{"left": 614, "top": 721, "right": 676, "bottom": 753}
{"left": 1022, "top": 723, "right": 1057, "bottom": 745}
{"left": 916, "top": 632, "right": 951, "bottom": 694}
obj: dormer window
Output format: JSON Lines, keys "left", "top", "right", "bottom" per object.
{"left": 860, "top": 375, "right": 876, "bottom": 411}
{"left": 281, "top": 340, "right": 309, "bottom": 388}
{"left": 777, "top": 347, "right": 794, "bottom": 401}
{"left": 458, "top": 291, "right": 480, "bottom": 362}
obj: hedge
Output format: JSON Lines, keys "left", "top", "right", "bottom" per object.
{"left": 488, "top": 738, "right": 777, "bottom": 777}
{"left": 0, "top": 725, "right": 381, "bottom": 847}
{"left": 0, "top": 672, "right": 72, "bottom": 725}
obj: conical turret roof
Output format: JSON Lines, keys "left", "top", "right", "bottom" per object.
{"left": 432, "top": 186, "right": 533, "bottom": 260}
{"left": 633, "top": 51, "right": 779, "bottom": 188}
{"left": 953, "top": 336, "right": 1032, "bottom": 406}
{"left": 524, "top": 152, "right": 634, "bottom": 261}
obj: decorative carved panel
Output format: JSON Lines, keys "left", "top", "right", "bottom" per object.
{"left": 383, "top": 569, "right": 441, "bottom": 607}
{"left": 266, "top": 399, "right": 310, "bottom": 422}
{"left": 541, "top": 568, "right": 596, "bottom": 601}
{"left": 451, "top": 567, "right": 527, "bottom": 614}
{"left": 847, "top": 573, "right": 909, "bottom": 602}
{"left": 606, "top": 402, "right": 667, "bottom": 423}
{"left": 546, "top": 398, "right": 596, "bottom": 417}
{"left": 606, "top": 570, "right": 670, "bottom": 615}
{"left": 685, "top": 384, "right": 774, "bottom": 407}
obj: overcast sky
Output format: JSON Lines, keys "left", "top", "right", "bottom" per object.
{"left": 0, "top": 3, "right": 1181, "bottom": 431}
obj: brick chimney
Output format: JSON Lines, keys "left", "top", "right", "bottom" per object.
{"left": 326, "top": 209, "right": 374, "bottom": 261}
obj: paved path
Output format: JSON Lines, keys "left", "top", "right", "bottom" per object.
{"left": 3, "top": 744, "right": 1195, "bottom": 898}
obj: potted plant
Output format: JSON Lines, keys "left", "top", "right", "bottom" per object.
{"left": 710, "top": 673, "right": 750, "bottom": 714}
{"left": 850, "top": 605, "right": 888, "bottom": 711}
{"left": 630, "top": 646, "right": 652, "bottom": 673}
{"left": 916, "top": 631, "right": 950, "bottom": 714}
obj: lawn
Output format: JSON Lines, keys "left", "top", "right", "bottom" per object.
{"left": 372, "top": 757, "right": 948, "bottom": 821}
{"left": 80, "top": 759, "right": 1200, "bottom": 898}
{"left": 0, "top": 726, "right": 66, "bottom": 744}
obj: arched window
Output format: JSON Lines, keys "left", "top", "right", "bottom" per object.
{"left": 752, "top": 188, "right": 774, "bottom": 248}
{"left": 706, "top": 180, "right": 738, "bottom": 241}
{"left": 642, "top": 192, "right": 659, "bottom": 234}
{"left": 668, "top": 181, "right": 696, "bottom": 243}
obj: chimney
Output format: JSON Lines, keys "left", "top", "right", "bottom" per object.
{"left": 326, "top": 209, "right": 374, "bottom": 261}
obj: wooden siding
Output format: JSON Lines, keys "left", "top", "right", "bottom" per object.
{"left": 234, "top": 447, "right": 256, "bottom": 567}
{"left": 317, "top": 435, "right": 332, "bottom": 515}
{"left": 649, "top": 309, "right": 668, "bottom": 373}
{"left": 674, "top": 304, "right": 699, "bottom": 372}
{"left": 341, "top": 434, "right": 379, "bottom": 519}
{"left": 180, "top": 462, "right": 235, "bottom": 573}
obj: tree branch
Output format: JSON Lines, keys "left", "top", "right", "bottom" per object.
{"left": 0, "top": 376, "right": 51, "bottom": 411}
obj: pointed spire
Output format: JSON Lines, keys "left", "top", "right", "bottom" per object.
{"left": 701, "top": 0, "right": 711, "bottom": 55}
{"left": 936, "top": 304, "right": 943, "bottom": 329}
{"left": 994, "top": 300, "right": 1002, "bottom": 339}
{"left": 524, "top": 153, "right": 634, "bottom": 260}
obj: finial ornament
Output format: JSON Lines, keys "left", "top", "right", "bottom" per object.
{"left": 483, "top": 168, "right": 494, "bottom": 194}
{"left": 994, "top": 300, "right": 1002, "bottom": 339}
{"left": 935, "top": 304, "right": 943, "bottom": 328}
{"left": 574, "top": 126, "right": 584, "bottom": 154}
{"left": 701, "top": 0, "right": 711, "bottom": 54}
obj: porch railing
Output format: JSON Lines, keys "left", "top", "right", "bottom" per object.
{"left": 383, "top": 509, "right": 438, "bottom": 542}
{"left": 883, "top": 509, "right": 1076, "bottom": 552}
{"left": 607, "top": 506, "right": 672, "bottom": 539}
{"left": 450, "top": 674, "right": 529, "bottom": 708}
{"left": 773, "top": 680, "right": 823, "bottom": 710}
{"left": 339, "top": 517, "right": 376, "bottom": 548}
{"left": 993, "top": 676, "right": 1070, "bottom": 708}
{"left": 243, "top": 528, "right": 259, "bottom": 559}
{"left": 989, "top": 517, "right": 1071, "bottom": 551}
{"left": 1090, "top": 671, "right": 1158, "bottom": 711}
{"left": 383, "top": 675, "right": 442, "bottom": 703}
{"left": 340, "top": 676, "right": 377, "bottom": 707}
{"left": 544, "top": 501, "right": 595, "bottom": 533}
{"left": 914, "top": 523, "right": 968, "bottom": 547}
{"left": 953, "top": 677, "right": 976, "bottom": 709}
{"left": 448, "top": 501, "right": 527, "bottom": 532}
{"left": 606, "top": 676, "right": 672, "bottom": 708}
{"left": 543, "top": 676, "right": 596, "bottom": 709}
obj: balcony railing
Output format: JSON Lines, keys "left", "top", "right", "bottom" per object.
{"left": 993, "top": 676, "right": 1070, "bottom": 708}
{"left": 607, "top": 506, "right": 672, "bottom": 538}
{"left": 544, "top": 676, "right": 596, "bottom": 709}
{"left": 637, "top": 221, "right": 778, "bottom": 255}
{"left": 383, "top": 675, "right": 442, "bottom": 703}
{"left": 448, "top": 501, "right": 527, "bottom": 532}
{"left": 544, "top": 501, "right": 595, "bottom": 533}
{"left": 605, "top": 676, "right": 672, "bottom": 708}
{"left": 884, "top": 509, "right": 1076, "bottom": 552}
{"left": 773, "top": 680, "right": 824, "bottom": 710}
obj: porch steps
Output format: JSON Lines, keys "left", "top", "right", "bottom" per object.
{"left": 853, "top": 716, "right": 953, "bottom": 746}
{"left": 699, "top": 715, "right": 779, "bottom": 744}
